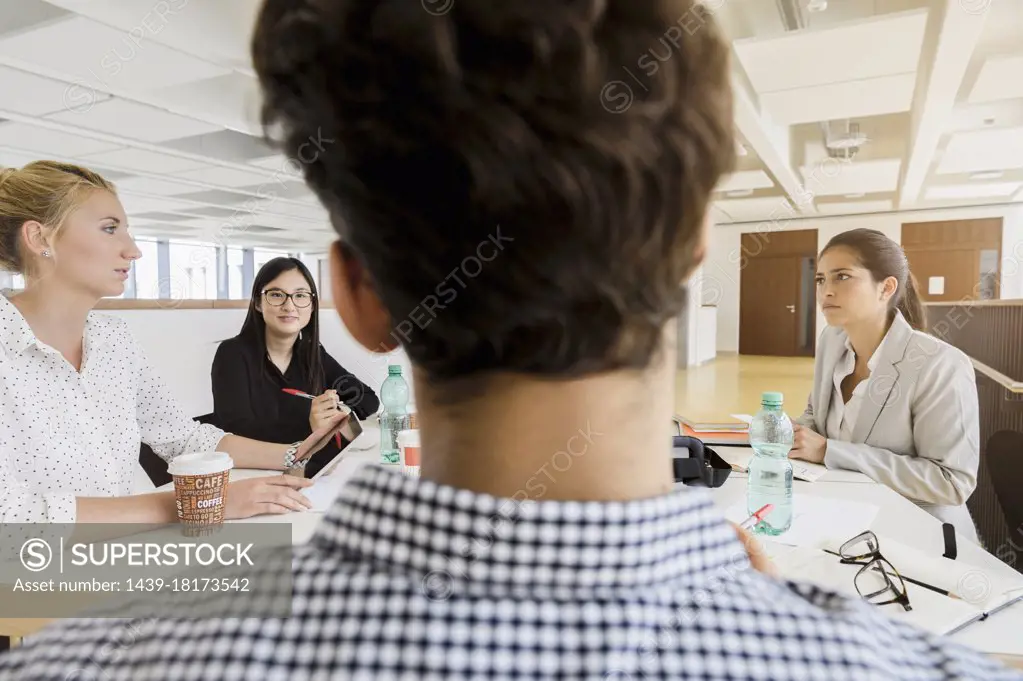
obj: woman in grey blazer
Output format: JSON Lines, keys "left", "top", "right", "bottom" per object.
{"left": 791, "top": 228, "right": 981, "bottom": 544}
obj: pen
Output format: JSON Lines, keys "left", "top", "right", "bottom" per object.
{"left": 282, "top": 388, "right": 344, "bottom": 447}
{"left": 739, "top": 504, "right": 774, "bottom": 531}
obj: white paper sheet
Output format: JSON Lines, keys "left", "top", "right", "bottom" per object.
{"left": 715, "top": 447, "right": 872, "bottom": 483}
{"left": 304, "top": 457, "right": 370, "bottom": 511}
{"left": 725, "top": 494, "right": 880, "bottom": 549}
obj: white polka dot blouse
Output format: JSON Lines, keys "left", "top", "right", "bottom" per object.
{"left": 0, "top": 294, "right": 225, "bottom": 523}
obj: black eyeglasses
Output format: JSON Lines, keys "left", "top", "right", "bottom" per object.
{"left": 263, "top": 289, "right": 315, "bottom": 308}
{"left": 828, "top": 530, "right": 912, "bottom": 612}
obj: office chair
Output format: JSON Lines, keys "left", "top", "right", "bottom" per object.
{"left": 137, "top": 413, "right": 221, "bottom": 488}
{"left": 986, "top": 430, "right": 1023, "bottom": 538}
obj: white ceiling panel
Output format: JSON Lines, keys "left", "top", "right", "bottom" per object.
{"left": 147, "top": 73, "right": 264, "bottom": 137}
{"left": 118, "top": 193, "right": 198, "bottom": 215}
{"left": 733, "top": 10, "right": 928, "bottom": 93}
{"left": 761, "top": 73, "right": 916, "bottom": 126}
{"left": 712, "top": 197, "right": 795, "bottom": 222}
{"left": 170, "top": 165, "right": 276, "bottom": 188}
{"left": 937, "top": 127, "right": 1023, "bottom": 174}
{"left": 112, "top": 175, "right": 203, "bottom": 196}
{"left": 799, "top": 158, "right": 902, "bottom": 196}
{"left": 0, "top": 65, "right": 106, "bottom": 116}
{"left": 969, "top": 55, "right": 1023, "bottom": 104}
{"left": 0, "top": 122, "right": 119, "bottom": 157}
{"left": 81, "top": 147, "right": 209, "bottom": 174}
{"left": 47, "top": 98, "right": 221, "bottom": 142}
{"left": 925, "top": 182, "right": 1022, "bottom": 200}
{"left": 0, "top": 16, "right": 230, "bottom": 92}
{"left": 817, "top": 200, "right": 894, "bottom": 215}
{"left": 716, "top": 170, "right": 774, "bottom": 193}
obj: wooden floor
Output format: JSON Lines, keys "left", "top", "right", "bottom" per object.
{"left": 675, "top": 354, "right": 814, "bottom": 422}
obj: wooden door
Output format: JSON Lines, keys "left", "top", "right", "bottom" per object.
{"left": 740, "top": 256, "right": 802, "bottom": 356}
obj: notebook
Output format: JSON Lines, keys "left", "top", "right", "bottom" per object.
{"left": 770, "top": 534, "right": 1023, "bottom": 637}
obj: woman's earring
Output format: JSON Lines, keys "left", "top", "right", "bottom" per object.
{"left": 299, "top": 330, "right": 303, "bottom": 341}
{"left": 41, "top": 250, "right": 50, "bottom": 258}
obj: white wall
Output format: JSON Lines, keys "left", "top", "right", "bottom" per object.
{"left": 108, "top": 308, "right": 411, "bottom": 418}
{"left": 705, "top": 203, "right": 1023, "bottom": 353}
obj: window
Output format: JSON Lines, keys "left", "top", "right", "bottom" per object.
{"left": 133, "top": 239, "right": 161, "bottom": 299}
{"left": 227, "top": 247, "right": 246, "bottom": 299}
{"left": 169, "top": 242, "right": 217, "bottom": 299}
{"left": 253, "top": 249, "right": 290, "bottom": 274}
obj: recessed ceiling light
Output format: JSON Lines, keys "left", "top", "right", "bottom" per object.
{"left": 970, "top": 170, "right": 1004, "bottom": 181}
{"left": 806, "top": 0, "right": 828, "bottom": 11}
{"left": 844, "top": 192, "right": 866, "bottom": 199}
{"left": 726, "top": 189, "right": 754, "bottom": 198}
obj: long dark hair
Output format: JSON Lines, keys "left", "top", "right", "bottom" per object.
{"left": 237, "top": 257, "right": 325, "bottom": 393}
{"left": 820, "top": 228, "right": 927, "bottom": 332}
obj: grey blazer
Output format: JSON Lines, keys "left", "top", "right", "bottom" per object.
{"left": 795, "top": 311, "right": 981, "bottom": 542}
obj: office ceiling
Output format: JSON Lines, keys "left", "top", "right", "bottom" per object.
{"left": 711, "top": 0, "right": 1023, "bottom": 223}
{"left": 0, "top": 0, "right": 1019, "bottom": 250}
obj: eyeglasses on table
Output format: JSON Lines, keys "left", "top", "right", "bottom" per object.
{"left": 825, "top": 530, "right": 913, "bottom": 612}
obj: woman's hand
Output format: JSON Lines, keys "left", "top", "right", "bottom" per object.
{"left": 225, "top": 475, "right": 314, "bottom": 518}
{"left": 309, "top": 389, "right": 344, "bottom": 433}
{"left": 790, "top": 424, "right": 827, "bottom": 464}
{"left": 297, "top": 409, "right": 350, "bottom": 462}
{"left": 731, "top": 523, "right": 778, "bottom": 577}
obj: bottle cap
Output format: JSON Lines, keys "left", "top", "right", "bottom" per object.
{"left": 388, "top": 365, "right": 403, "bottom": 376}
{"left": 761, "top": 391, "right": 784, "bottom": 407}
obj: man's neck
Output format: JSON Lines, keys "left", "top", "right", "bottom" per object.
{"left": 414, "top": 354, "right": 677, "bottom": 502}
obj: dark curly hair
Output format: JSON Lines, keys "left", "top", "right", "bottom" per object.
{"left": 251, "top": 0, "right": 735, "bottom": 385}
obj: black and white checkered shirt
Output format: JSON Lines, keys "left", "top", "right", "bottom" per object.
{"left": 1, "top": 464, "right": 1019, "bottom": 680}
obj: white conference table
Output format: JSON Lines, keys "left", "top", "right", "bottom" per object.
{"left": 175, "top": 450, "right": 1023, "bottom": 657}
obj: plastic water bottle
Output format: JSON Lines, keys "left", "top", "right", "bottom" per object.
{"left": 747, "top": 391, "right": 794, "bottom": 535}
{"left": 379, "top": 365, "right": 409, "bottom": 465}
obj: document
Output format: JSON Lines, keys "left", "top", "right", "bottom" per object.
{"left": 724, "top": 494, "right": 880, "bottom": 549}
{"left": 304, "top": 457, "right": 370, "bottom": 512}
{"left": 716, "top": 446, "right": 872, "bottom": 483}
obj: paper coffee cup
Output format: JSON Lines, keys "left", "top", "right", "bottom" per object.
{"left": 168, "top": 452, "right": 233, "bottom": 530}
{"left": 397, "top": 430, "right": 420, "bottom": 477}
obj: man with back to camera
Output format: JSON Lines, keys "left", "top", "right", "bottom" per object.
{"left": 1, "top": 0, "right": 1021, "bottom": 678}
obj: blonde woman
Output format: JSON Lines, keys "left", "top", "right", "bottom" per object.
{"left": 0, "top": 160, "right": 347, "bottom": 524}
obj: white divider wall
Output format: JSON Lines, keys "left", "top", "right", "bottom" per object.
{"left": 106, "top": 308, "right": 412, "bottom": 419}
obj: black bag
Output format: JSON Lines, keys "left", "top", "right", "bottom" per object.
{"left": 671, "top": 435, "right": 732, "bottom": 488}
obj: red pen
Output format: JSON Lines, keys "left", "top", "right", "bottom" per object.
{"left": 282, "top": 388, "right": 344, "bottom": 447}
{"left": 739, "top": 504, "right": 774, "bottom": 531}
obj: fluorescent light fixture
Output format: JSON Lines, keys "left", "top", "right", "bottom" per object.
{"left": 844, "top": 192, "right": 866, "bottom": 198}
{"left": 726, "top": 189, "right": 754, "bottom": 197}
{"left": 969, "top": 170, "right": 1004, "bottom": 181}
{"left": 925, "top": 182, "right": 1022, "bottom": 200}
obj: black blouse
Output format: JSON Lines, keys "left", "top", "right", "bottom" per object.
{"left": 210, "top": 335, "right": 380, "bottom": 477}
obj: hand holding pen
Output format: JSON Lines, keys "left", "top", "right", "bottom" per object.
{"left": 732, "top": 504, "right": 778, "bottom": 577}
{"left": 283, "top": 388, "right": 349, "bottom": 447}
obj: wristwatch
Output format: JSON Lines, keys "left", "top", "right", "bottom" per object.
{"left": 283, "top": 441, "right": 307, "bottom": 469}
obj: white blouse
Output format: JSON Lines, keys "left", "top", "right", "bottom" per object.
{"left": 0, "top": 294, "right": 225, "bottom": 523}
{"left": 826, "top": 333, "right": 887, "bottom": 440}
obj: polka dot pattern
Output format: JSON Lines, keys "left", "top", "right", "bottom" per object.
{"left": 0, "top": 294, "right": 224, "bottom": 523}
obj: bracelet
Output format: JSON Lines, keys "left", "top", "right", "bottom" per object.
{"left": 283, "top": 441, "right": 307, "bottom": 469}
